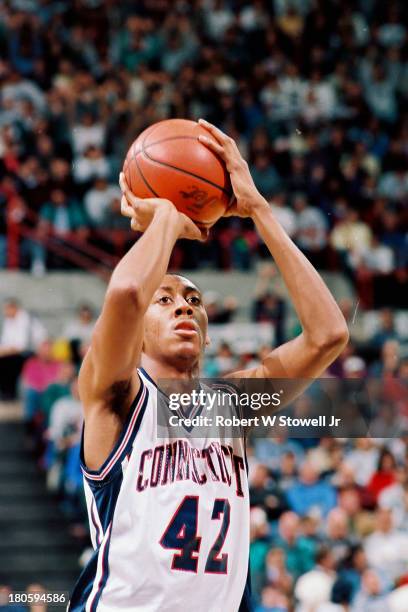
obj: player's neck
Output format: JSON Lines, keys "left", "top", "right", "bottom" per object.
{"left": 140, "top": 354, "right": 199, "bottom": 383}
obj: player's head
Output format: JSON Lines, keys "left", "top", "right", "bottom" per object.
{"left": 142, "top": 273, "right": 209, "bottom": 371}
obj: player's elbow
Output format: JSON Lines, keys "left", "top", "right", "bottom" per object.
{"left": 106, "top": 283, "right": 145, "bottom": 311}
{"left": 313, "top": 323, "right": 349, "bottom": 355}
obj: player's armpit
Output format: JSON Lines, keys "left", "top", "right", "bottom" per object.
{"left": 79, "top": 352, "right": 141, "bottom": 471}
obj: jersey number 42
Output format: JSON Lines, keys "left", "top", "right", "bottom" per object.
{"left": 160, "top": 495, "right": 230, "bottom": 574}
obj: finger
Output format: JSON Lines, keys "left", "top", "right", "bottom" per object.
{"left": 119, "top": 172, "right": 129, "bottom": 194}
{"left": 198, "top": 135, "right": 225, "bottom": 159}
{"left": 121, "top": 195, "right": 135, "bottom": 218}
{"left": 122, "top": 189, "right": 147, "bottom": 209}
{"left": 130, "top": 218, "right": 142, "bottom": 232}
{"left": 198, "top": 118, "right": 229, "bottom": 145}
{"left": 200, "top": 227, "right": 210, "bottom": 242}
{"left": 183, "top": 216, "right": 205, "bottom": 241}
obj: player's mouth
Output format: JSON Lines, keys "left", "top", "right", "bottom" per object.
{"left": 174, "top": 320, "right": 199, "bottom": 337}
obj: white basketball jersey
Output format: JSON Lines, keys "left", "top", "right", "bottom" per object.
{"left": 68, "top": 369, "right": 251, "bottom": 612}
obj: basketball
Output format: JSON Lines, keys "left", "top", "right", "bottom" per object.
{"left": 123, "top": 119, "right": 233, "bottom": 227}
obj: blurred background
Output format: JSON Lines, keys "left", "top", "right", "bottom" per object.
{"left": 0, "top": 0, "right": 407, "bottom": 610}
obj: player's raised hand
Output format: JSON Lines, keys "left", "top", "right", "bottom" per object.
{"left": 119, "top": 173, "right": 208, "bottom": 241}
{"left": 198, "top": 119, "right": 269, "bottom": 218}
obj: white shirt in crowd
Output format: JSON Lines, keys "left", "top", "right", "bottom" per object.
{"left": 296, "top": 206, "right": 328, "bottom": 250}
{"left": 271, "top": 203, "right": 297, "bottom": 237}
{"left": 71, "top": 123, "right": 105, "bottom": 155}
{"left": 0, "top": 309, "right": 47, "bottom": 352}
{"left": 295, "top": 567, "right": 335, "bottom": 612}
{"left": 364, "top": 529, "right": 408, "bottom": 583}
{"left": 344, "top": 447, "right": 379, "bottom": 486}
{"left": 63, "top": 319, "right": 94, "bottom": 343}
{"left": 48, "top": 397, "right": 83, "bottom": 444}
{"left": 84, "top": 185, "right": 122, "bottom": 226}
{"left": 73, "top": 156, "right": 110, "bottom": 183}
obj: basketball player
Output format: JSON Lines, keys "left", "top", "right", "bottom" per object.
{"left": 68, "top": 120, "right": 348, "bottom": 611}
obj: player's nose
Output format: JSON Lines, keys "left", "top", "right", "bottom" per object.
{"left": 174, "top": 299, "right": 193, "bottom": 317}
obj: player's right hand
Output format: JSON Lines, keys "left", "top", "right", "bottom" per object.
{"left": 119, "top": 173, "right": 208, "bottom": 242}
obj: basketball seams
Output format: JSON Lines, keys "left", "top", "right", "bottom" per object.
{"left": 140, "top": 147, "right": 232, "bottom": 196}
{"left": 134, "top": 136, "right": 201, "bottom": 156}
{"left": 130, "top": 142, "right": 159, "bottom": 197}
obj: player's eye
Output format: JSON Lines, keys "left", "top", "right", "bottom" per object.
{"left": 158, "top": 295, "right": 172, "bottom": 304}
{"left": 188, "top": 295, "right": 201, "bottom": 305}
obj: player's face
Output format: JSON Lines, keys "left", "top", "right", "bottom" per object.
{"left": 143, "top": 275, "right": 208, "bottom": 365}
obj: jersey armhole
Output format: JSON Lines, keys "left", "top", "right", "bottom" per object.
{"left": 80, "top": 375, "right": 148, "bottom": 488}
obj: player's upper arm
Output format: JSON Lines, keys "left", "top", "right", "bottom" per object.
{"left": 82, "top": 284, "right": 144, "bottom": 401}
{"left": 227, "top": 331, "right": 348, "bottom": 410}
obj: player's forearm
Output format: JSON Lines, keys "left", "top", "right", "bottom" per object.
{"left": 252, "top": 205, "right": 349, "bottom": 350}
{"left": 108, "top": 207, "right": 180, "bottom": 309}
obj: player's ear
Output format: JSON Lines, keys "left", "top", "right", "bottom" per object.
{"left": 205, "top": 334, "right": 211, "bottom": 347}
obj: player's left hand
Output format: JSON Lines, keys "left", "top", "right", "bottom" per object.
{"left": 119, "top": 173, "right": 209, "bottom": 241}
{"left": 198, "top": 119, "right": 269, "bottom": 218}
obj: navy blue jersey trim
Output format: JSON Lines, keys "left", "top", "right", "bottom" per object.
{"left": 139, "top": 366, "right": 157, "bottom": 387}
{"left": 68, "top": 549, "right": 99, "bottom": 611}
{"left": 90, "top": 523, "right": 113, "bottom": 612}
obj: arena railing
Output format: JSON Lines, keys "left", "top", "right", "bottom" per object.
{"left": 6, "top": 204, "right": 133, "bottom": 280}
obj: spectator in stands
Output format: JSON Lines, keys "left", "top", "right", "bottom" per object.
{"left": 204, "top": 293, "right": 238, "bottom": 324}
{"left": 293, "top": 193, "right": 329, "bottom": 268}
{"left": 38, "top": 190, "right": 88, "bottom": 238}
{"left": 273, "top": 512, "right": 316, "bottom": 580}
{"left": 294, "top": 547, "right": 337, "bottom": 612}
{"left": 0, "top": 297, "right": 46, "bottom": 399}
{"left": 364, "top": 507, "right": 408, "bottom": 584}
{"left": 352, "top": 569, "right": 390, "bottom": 612}
{"left": 204, "top": 341, "right": 237, "bottom": 376}
{"left": 331, "top": 207, "right": 373, "bottom": 266}
{"left": 286, "top": 461, "right": 337, "bottom": 518}
{"left": 63, "top": 303, "right": 95, "bottom": 367}
{"left": 264, "top": 546, "right": 293, "bottom": 597}
{"left": 370, "top": 339, "right": 401, "bottom": 377}
{"left": 250, "top": 153, "right": 282, "bottom": 198}
{"left": 84, "top": 177, "right": 122, "bottom": 228}
{"left": 34, "top": 189, "right": 89, "bottom": 271}
{"left": 316, "top": 576, "right": 354, "bottom": 611}
{"left": 252, "top": 291, "right": 286, "bottom": 346}
{"left": 274, "top": 450, "right": 298, "bottom": 492}
{"left": 71, "top": 112, "right": 105, "bottom": 157}
{"left": 249, "top": 463, "right": 287, "bottom": 521}
{"left": 378, "top": 470, "right": 408, "bottom": 531}
{"left": 269, "top": 193, "right": 297, "bottom": 238}
{"left": 324, "top": 508, "right": 356, "bottom": 566}
{"left": 249, "top": 506, "right": 270, "bottom": 603}
{"left": 370, "top": 309, "right": 401, "bottom": 350}
{"left": 365, "top": 448, "right": 397, "bottom": 504}
{"left": 46, "top": 377, "right": 83, "bottom": 491}
{"left": 255, "top": 585, "right": 289, "bottom": 612}
{"left": 21, "top": 338, "right": 61, "bottom": 425}
{"left": 344, "top": 439, "right": 379, "bottom": 488}
{"left": 338, "top": 545, "right": 368, "bottom": 601}
{"left": 72, "top": 145, "right": 110, "bottom": 184}
{"left": 41, "top": 361, "right": 76, "bottom": 429}
{"left": 255, "top": 436, "right": 305, "bottom": 472}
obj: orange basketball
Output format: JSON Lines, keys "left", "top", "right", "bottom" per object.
{"left": 123, "top": 119, "right": 232, "bottom": 227}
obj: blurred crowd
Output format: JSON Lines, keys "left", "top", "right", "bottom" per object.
{"left": 0, "top": 0, "right": 407, "bottom": 308}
